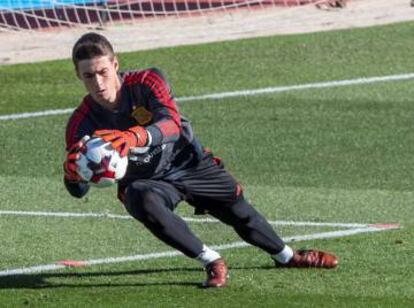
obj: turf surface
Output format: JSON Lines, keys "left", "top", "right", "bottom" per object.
{"left": 0, "top": 22, "right": 413, "bottom": 307}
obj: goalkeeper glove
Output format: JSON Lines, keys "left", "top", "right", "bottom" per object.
{"left": 93, "top": 126, "right": 148, "bottom": 157}
{"left": 63, "top": 135, "right": 90, "bottom": 182}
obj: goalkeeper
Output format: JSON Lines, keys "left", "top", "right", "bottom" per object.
{"left": 64, "top": 32, "right": 338, "bottom": 288}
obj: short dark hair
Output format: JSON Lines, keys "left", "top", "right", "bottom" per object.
{"left": 72, "top": 32, "right": 115, "bottom": 68}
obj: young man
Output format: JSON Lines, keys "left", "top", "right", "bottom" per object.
{"left": 64, "top": 32, "right": 338, "bottom": 288}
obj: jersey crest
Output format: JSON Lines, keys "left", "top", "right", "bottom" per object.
{"left": 131, "top": 106, "right": 152, "bottom": 125}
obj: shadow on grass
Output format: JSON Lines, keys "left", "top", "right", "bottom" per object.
{"left": 0, "top": 265, "right": 274, "bottom": 289}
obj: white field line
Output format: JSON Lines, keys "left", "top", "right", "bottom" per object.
{"left": 177, "top": 73, "right": 414, "bottom": 102}
{"left": 0, "top": 225, "right": 399, "bottom": 277}
{"left": 1, "top": 73, "right": 414, "bottom": 121}
{"left": 0, "top": 108, "right": 75, "bottom": 121}
{"left": 0, "top": 210, "right": 132, "bottom": 220}
{"left": 0, "top": 210, "right": 369, "bottom": 228}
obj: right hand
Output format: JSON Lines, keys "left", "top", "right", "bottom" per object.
{"left": 63, "top": 135, "right": 90, "bottom": 182}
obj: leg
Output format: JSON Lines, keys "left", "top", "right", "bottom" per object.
{"left": 201, "top": 195, "right": 286, "bottom": 255}
{"left": 197, "top": 193, "right": 338, "bottom": 268}
{"left": 124, "top": 180, "right": 203, "bottom": 258}
{"left": 178, "top": 153, "right": 337, "bottom": 268}
{"left": 124, "top": 179, "right": 228, "bottom": 287}
{"left": 175, "top": 153, "right": 286, "bottom": 255}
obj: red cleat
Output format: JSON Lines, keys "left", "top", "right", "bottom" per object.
{"left": 277, "top": 249, "right": 338, "bottom": 269}
{"left": 202, "top": 258, "right": 228, "bottom": 288}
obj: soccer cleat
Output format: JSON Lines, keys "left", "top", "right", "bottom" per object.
{"left": 276, "top": 249, "right": 338, "bottom": 269}
{"left": 202, "top": 258, "right": 228, "bottom": 288}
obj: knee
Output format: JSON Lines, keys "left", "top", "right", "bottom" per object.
{"left": 124, "top": 182, "right": 159, "bottom": 222}
{"left": 227, "top": 198, "right": 265, "bottom": 228}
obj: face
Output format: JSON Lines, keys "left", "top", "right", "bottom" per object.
{"left": 76, "top": 55, "right": 121, "bottom": 108}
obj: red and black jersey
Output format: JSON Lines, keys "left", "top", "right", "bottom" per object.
{"left": 65, "top": 68, "right": 204, "bottom": 194}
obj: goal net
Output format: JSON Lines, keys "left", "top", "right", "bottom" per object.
{"left": 0, "top": 0, "right": 337, "bottom": 31}
{"left": 0, "top": 0, "right": 354, "bottom": 64}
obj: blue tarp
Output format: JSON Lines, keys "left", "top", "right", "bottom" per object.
{"left": 0, "top": 1, "right": 106, "bottom": 10}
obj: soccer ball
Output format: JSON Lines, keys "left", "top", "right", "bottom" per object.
{"left": 76, "top": 136, "right": 128, "bottom": 188}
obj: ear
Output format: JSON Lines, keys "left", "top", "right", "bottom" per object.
{"left": 113, "top": 57, "right": 119, "bottom": 72}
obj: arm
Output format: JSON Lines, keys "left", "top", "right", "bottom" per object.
{"left": 63, "top": 136, "right": 91, "bottom": 198}
{"left": 95, "top": 68, "right": 181, "bottom": 155}
{"left": 140, "top": 68, "right": 181, "bottom": 146}
{"left": 64, "top": 103, "right": 91, "bottom": 198}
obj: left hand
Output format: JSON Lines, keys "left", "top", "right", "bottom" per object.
{"left": 94, "top": 126, "right": 147, "bottom": 157}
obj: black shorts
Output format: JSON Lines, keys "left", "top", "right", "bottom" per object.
{"left": 118, "top": 153, "right": 242, "bottom": 213}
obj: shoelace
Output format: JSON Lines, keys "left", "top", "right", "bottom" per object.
{"left": 298, "top": 250, "right": 323, "bottom": 267}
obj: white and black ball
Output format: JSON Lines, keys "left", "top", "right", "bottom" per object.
{"left": 76, "top": 137, "right": 128, "bottom": 188}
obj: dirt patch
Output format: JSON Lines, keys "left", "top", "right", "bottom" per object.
{"left": 0, "top": 0, "right": 413, "bottom": 65}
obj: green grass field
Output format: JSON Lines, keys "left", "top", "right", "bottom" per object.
{"left": 1, "top": 21, "right": 414, "bottom": 307}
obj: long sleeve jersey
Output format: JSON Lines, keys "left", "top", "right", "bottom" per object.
{"left": 64, "top": 67, "right": 204, "bottom": 198}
